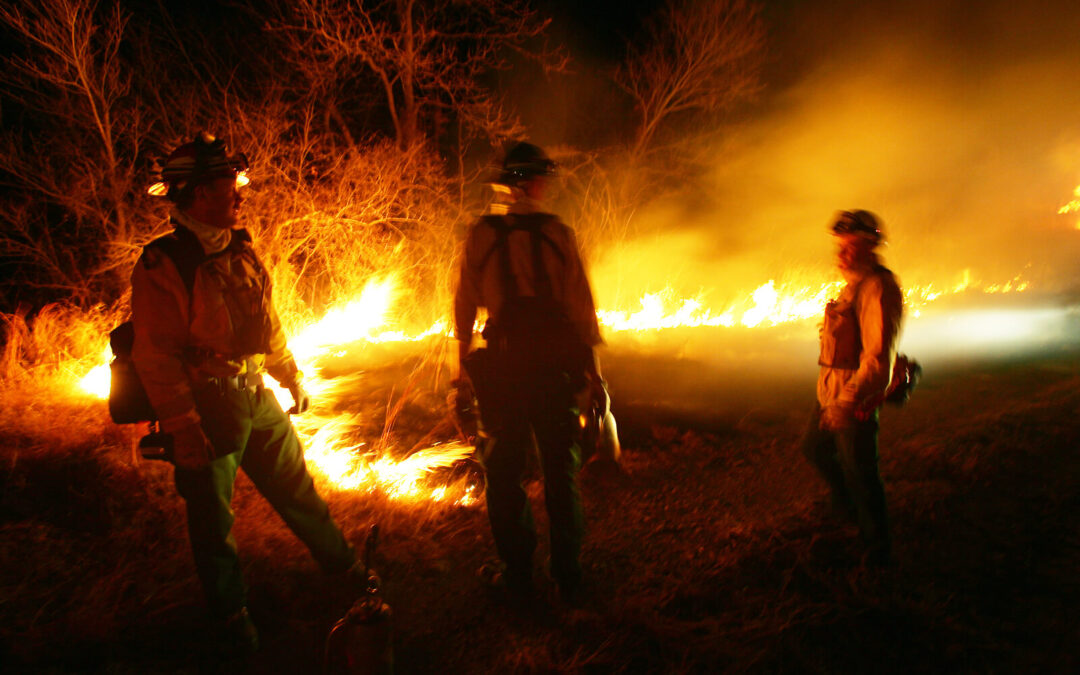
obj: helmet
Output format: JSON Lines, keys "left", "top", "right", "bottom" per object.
{"left": 830, "top": 209, "right": 884, "bottom": 245}
{"left": 148, "top": 132, "right": 248, "bottom": 201}
{"left": 495, "top": 142, "right": 557, "bottom": 187}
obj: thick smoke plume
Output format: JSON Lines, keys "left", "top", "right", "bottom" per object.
{"left": 589, "top": 0, "right": 1080, "bottom": 308}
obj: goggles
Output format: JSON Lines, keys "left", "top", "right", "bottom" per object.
{"left": 148, "top": 133, "right": 249, "bottom": 197}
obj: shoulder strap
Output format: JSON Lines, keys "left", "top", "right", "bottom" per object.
{"left": 476, "top": 215, "right": 519, "bottom": 301}
{"left": 145, "top": 224, "right": 205, "bottom": 294}
{"left": 529, "top": 224, "right": 553, "bottom": 299}
{"left": 477, "top": 214, "right": 566, "bottom": 301}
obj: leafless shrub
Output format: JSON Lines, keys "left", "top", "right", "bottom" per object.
{"left": 0, "top": 0, "right": 150, "bottom": 305}
{"left": 262, "top": 0, "right": 568, "bottom": 151}
{"left": 615, "top": 0, "right": 766, "bottom": 162}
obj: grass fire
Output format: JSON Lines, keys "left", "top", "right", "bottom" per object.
{"left": 3, "top": 0, "right": 1080, "bottom": 673}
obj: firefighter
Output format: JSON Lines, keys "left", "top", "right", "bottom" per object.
{"left": 801, "top": 210, "right": 904, "bottom": 565}
{"left": 131, "top": 133, "right": 355, "bottom": 654}
{"left": 453, "top": 142, "right": 603, "bottom": 605}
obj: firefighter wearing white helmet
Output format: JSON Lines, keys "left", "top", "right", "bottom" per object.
{"left": 800, "top": 209, "right": 904, "bottom": 566}
{"left": 453, "top": 141, "right": 604, "bottom": 606}
{"left": 131, "top": 133, "right": 356, "bottom": 654}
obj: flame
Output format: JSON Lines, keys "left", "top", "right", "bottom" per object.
{"left": 1060, "top": 184, "right": 1080, "bottom": 229}
{"left": 79, "top": 346, "right": 112, "bottom": 398}
{"left": 294, "top": 406, "right": 475, "bottom": 502}
{"left": 595, "top": 271, "right": 1029, "bottom": 332}
{"left": 63, "top": 266, "right": 1032, "bottom": 502}
{"left": 288, "top": 275, "right": 398, "bottom": 362}
{"left": 596, "top": 280, "right": 844, "bottom": 331}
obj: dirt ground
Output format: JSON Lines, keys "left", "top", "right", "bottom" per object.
{"left": 3, "top": 341, "right": 1080, "bottom": 673}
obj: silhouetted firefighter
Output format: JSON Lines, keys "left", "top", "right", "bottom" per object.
{"left": 801, "top": 210, "right": 905, "bottom": 566}
{"left": 452, "top": 142, "right": 606, "bottom": 606}
{"left": 128, "top": 134, "right": 358, "bottom": 655}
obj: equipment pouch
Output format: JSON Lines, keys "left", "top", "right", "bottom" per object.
{"left": 884, "top": 354, "right": 921, "bottom": 405}
{"left": 462, "top": 347, "right": 509, "bottom": 434}
{"left": 108, "top": 321, "right": 157, "bottom": 424}
{"left": 819, "top": 298, "right": 860, "bottom": 369}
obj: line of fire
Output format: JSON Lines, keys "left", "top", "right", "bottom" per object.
{"left": 3, "top": 0, "right": 1080, "bottom": 672}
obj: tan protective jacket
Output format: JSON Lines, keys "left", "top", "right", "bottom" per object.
{"left": 131, "top": 213, "right": 299, "bottom": 433}
{"left": 816, "top": 262, "right": 904, "bottom": 410}
{"left": 454, "top": 200, "right": 602, "bottom": 348}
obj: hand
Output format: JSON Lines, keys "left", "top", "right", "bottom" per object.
{"left": 590, "top": 376, "right": 610, "bottom": 415}
{"left": 171, "top": 423, "right": 214, "bottom": 470}
{"left": 820, "top": 402, "right": 856, "bottom": 431}
{"left": 449, "top": 377, "right": 477, "bottom": 439}
{"left": 450, "top": 377, "right": 475, "bottom": 416}
{"left": 287, "top": 383, "right": 311, "bottom": 415}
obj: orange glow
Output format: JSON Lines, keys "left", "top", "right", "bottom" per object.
{"left": 1060, "top": 184, "right": 1080, "bottom": 229}
{"left": 78, "top": 346, "right": 112, "bottom": 398}
{"left": 64, "top": 266, "right": 1031, "bottom": 501}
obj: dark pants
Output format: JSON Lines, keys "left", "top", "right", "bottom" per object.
{"left": 174, "top": 385, "right": 354, "bottom": 618}
{"left": 800, "top": 405, "right": 890, "bottom": 553}
{"left": 477, "top": 370, "right": 585, "bottom": 591}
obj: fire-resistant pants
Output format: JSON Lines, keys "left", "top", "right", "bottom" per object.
{"left": 477, "top": 370, "right": 585, "bottom": 592}
{"left": 173, "top": 384, "right": 355, "bottom": 618}
{"left": 799, "top": 405, "right": 890, "bottom": 553}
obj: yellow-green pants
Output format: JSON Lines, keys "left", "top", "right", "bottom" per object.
{"left": 175, "top": 385, "right": 354, "bottom": 617}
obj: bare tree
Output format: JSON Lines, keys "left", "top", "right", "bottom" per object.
{"left": 615, "top": 0, "right": 765, "bottom": 161}
{"left": 264, "top": 0, "right": 567, "bottom": 151}
{"left": 0, "top": 0, "right": 148, "bottom": 304}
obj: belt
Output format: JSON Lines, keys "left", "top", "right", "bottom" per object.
{"left": 204, "top": 372, "right": 264, "bottom": 393}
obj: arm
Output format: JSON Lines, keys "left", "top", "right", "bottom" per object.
{"left": 131, "top": 248, "right": 199, "bottom": 433}
{"left": 840, "top": 273, "right": 903, "bottom": 407}
{"left": 263, "top": 299, "right": 309, "bottom": 414}
{"left": 263, "top": 298, "right": 301, "bottom": 388}
{"left": 131, "top": 248, "right": 214, "bottom": 467}
{"left": 453, "top": 227, "right": 481, "bottom": 379}
{"left": 562, "top": 227, "right": 603, "bottom": 349}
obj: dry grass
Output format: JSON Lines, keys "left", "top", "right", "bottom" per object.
{"left": 3, "top": 345, "right": 1080, "bottom": 673}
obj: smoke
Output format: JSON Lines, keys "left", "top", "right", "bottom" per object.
{"left": 590, "top": 0, "right": 1080, "bottom": 307}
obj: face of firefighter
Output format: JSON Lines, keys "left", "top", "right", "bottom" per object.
{"left": 835, "top": 233, "right": 875, "bottom": 273}
{"left": 521, "top": 176, "right": 549, "bottom": 201}
{"left": 190, "top": 176, "right": 242, "bottom": 229}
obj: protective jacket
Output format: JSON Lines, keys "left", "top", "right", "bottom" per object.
{"left": 817, "top": 261, "right": 903, "bottom": 410}
{"left": 453, "top": 199, "right": 601, "bottom": 348}
{"left": 131, "top": 210, "right": 300, "bottom": 434}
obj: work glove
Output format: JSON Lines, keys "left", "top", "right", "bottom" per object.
{"left": 171, "top": 422, "right": 214, "bottom": 470}
{"left": 820, "top": 401, "right": 856, "bottom": 431}
{"left": 287, "top": 382, "right": 311, "bottom": 415}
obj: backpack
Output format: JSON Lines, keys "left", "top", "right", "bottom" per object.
{"left": 884, "top": 353, "right": 921, "bottom": 405}
{"left": 854, "top": 353, "right": 922, "bottom": 421}
{"left": 477, "top": 214, "right": 590, "bottom": 383}
{"left": 108, "top": 228, "right": 204, "bottom": 424}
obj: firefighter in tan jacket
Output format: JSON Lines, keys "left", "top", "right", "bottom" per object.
{"left": 132, "top": 134, "right": 354, "bottom": 654}
{"left": 801, "top": 210, "right": 903, "bottom": 565}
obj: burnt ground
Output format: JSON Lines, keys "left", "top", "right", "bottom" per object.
{"left": 3, "top": 341, "right": 1080, "bottom": 673}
